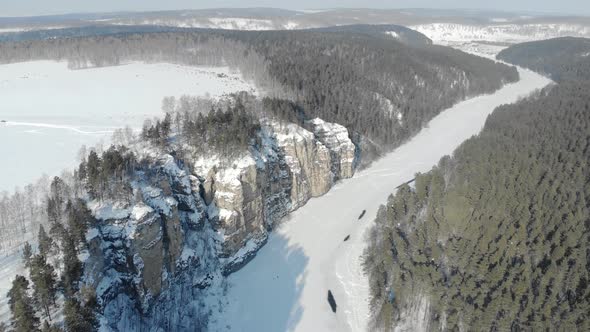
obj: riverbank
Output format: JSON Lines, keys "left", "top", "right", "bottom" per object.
{"left": 211, "top": 66, "right": 551, "bottom": 331}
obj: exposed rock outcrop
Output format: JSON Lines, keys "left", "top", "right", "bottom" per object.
{"left": 83, "top": 117, "right": 357, "bottom": 331}
{"left": 307, "top": 118, "right": 356, "bottom": 179}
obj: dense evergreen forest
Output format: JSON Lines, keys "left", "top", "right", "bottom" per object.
{"left": 0, "top": 28, "right": 517, "bottom": 150}
{"left": 497, "top": 37, "right": 590, "bottom": 82}
{"left": 363, "top": 70, "right": 590, "bottom": 329}
{"left": 231, "top": 30, "right": 517, "bottom": 147}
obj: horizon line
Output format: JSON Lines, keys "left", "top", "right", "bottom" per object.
{"left": 1, "top": 7, "right": 588, "bottom": 20}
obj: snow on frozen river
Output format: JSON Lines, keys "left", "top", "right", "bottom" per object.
{"left": 211, "top": 67, "right": 552, "bottom": 331}
{"left": 0, "top": 61, "right": 255, "bottom": 192}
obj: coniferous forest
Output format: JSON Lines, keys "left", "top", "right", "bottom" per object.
{"left": 364, "top": 39, "right": 590, "bottom": 331}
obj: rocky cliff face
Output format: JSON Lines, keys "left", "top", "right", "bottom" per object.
{"left": 82, "top": 118, "right": 356, "bottom": 330}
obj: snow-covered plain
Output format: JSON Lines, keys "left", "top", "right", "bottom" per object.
{"left": 0, "top": 61, "right": 255, "bottom": 191}
{"left": 211, "top": 67, "right": 551, "bottom": 331}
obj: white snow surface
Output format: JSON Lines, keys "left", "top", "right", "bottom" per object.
{"left": 386, "top": 31, "right": 400, "bottom": 39}
{"left": 412, "top": 23, "right": 590, "bottom": 45}
{"left": 412, "top": 22, "right": 590, "bottom": 59}
{"left": 211, "top": 67, "right": 551, "bottom": 331}
{"left": 112, "top": 17, "right": 288, "bottom": 31}
{"left": 0, "top": 26, "right": 66, "bottom": 33}
{"left": 0, "top": 61, "right": 255, "bottom": 192}
{"left": 207, "top": 18, "right": 275, "bottom": 30}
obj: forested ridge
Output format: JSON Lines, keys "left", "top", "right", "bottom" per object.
{"left": 497, "top": 37, "right": 590, "bottom": 82}
{"left": 231, "top": 30, "right": 517, "bottom": 147}
{"left": 363, "top": 74, "right": 590, "bottom": 329}
{"left": 0, "top": 28, "right": 517, "bottom": 150}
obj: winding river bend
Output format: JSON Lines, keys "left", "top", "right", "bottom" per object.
{"left": 213, "top": 67, "right": 551, "bottom": 332}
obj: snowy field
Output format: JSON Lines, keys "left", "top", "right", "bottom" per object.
{"left": 0, "top": 61, "right": 255, "bottom": 191}
{"left": 210, "top": 67, "right": 551, "bottom": 331}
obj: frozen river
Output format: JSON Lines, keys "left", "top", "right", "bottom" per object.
{"left": 212, "top": 67, "right": 552, "bottom": 331}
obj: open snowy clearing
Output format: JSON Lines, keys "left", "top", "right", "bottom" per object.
{"left": 0, "top": 61, "right": 255, "bottom": 191}
{"left": 211, "top": 67, "right": 551, "bottom": 331}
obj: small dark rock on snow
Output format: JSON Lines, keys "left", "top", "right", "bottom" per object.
{"left": 358, "top": 210, "right": 366, "bottom": 220}
{"left": 343, "top": 235, "right": 350, "bottom": 242}
{"left": 327, "top": 290, "right": 337, "bottom": 313}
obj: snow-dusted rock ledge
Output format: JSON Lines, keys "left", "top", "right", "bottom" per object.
{"left": 82, "top": 116, "right": 357, "bottom": 330}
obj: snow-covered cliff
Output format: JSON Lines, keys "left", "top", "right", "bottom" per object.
{"left": 81, "top": 118, "right": 356, "bottom": 330}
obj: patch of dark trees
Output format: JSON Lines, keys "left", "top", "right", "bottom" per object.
{"left": 7, "top": 176, "right": 99, "bottom": 332}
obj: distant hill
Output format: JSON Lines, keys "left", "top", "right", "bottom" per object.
{"left": 1, "top": 8, "right": 590, "bottom": 32}
{"left": 0, "top": 24, "right": 432, "bottom": 47}
{"left": 498, "top": 37, "right": 590, "bottom": 81}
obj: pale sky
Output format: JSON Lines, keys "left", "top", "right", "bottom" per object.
{"left": 0, "top": 0, "right": 589, "bottom": 17}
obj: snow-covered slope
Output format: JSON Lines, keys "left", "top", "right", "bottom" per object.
{"left": 0, "top": 26, "right": 66, "bottom": 33}
{"left": 110, "top": 17, "right": 282, "bottom": 30}
{"left": 0, "top": 61, "right": 255, "bottom": 192}
{"left": 411, "top": 22, "right": 590, "bottom": 59}
{"left": 211, "top": 67, "right": 551, "bottom": 331}
{"left": 412, "top": 23, "right": 590, "bottom": 44}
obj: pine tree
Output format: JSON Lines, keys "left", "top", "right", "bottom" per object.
{"left": 63, "top": 292, "right": 98, "bottom": 332}
{"left": 66, "top": 200, "right": 91, "bottom": 249}
{"left": 22, "top": 242, "right": 33, "bottom": 268}
{"left": 29, "top": 254, "right": 57, "bottom": 320}
{"left": 77, "top": 160, "right": 87, "bottom": 183}
{"left": 86, "top": 150, "right": 101, "bottom": 198}
{"left": 62, "top": 231, "right": 83, "bottom": 297}
{"left": 63, "top": 299, "right": 85, "bottom": 332}
{"left": 47, "top": 177, "right": 67, "bottom": 223}
{"left": 48, "top": 221, "right": 66, "bottom": 251}
{"left": 38, "top": 225, "right": 54, "bottom": 256}
{"left": 80, "top": 287, "right": 99, "bottom": 331}
{"left": 41, "top": 320, "right": 63, "bottom": 332}
{"left": 161, "top": 112, "right": 172, "bottom": 142}
{"left": 7, "top": 275, "right": 40, "bottom": 332}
